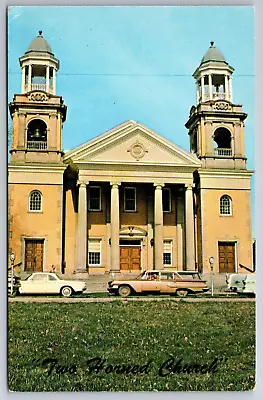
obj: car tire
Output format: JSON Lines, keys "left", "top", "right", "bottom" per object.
{"left": 176, "top": 289, "right": 188, "bottom": 298}
{"left": 118, "top": 285, "right": 132, "bottom": 297}
{"left": 61, "top": 286, "right": 73, "bottom": 297}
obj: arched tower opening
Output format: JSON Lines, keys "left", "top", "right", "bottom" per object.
{"left": 27, "top": 119, "right": 47, "bottom": 150}
{"left": 213, "top": 127, "right": 232, "bottom": 156}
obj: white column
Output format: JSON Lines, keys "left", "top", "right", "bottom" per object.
{"left": 46, "top": 65, "right": 50, "bottom": 93}
{"left": 229, "top": 76, "right": 233, "bottom": 102}
{"left": 208, "top": 74, "right": 213, "bottom": 100}
{"left": 154, "top": 183, "right": 164, "bottom": 270}
{"left": 21, "top": 67, "right": 26, "bottom": 93}
{"left": 53, "top": 68, "right": 56, "bottom": 94}
{"left": 28, "top": 64, "right": 32, "bottom": 92}
{"left": 110, "top": 182, "right": 120, "bottom": 272}
{"left": 196, "top": 82, "right": 199, "bottom": 104}
{"left": 176, "top": 194, "right": 184, "bottom": 269}
{"left": 76, "top": 181, "right": 87, "bottom": 272}
{"left": 185, "top": 184, "right": 195, "bottom": 271}
{"left": 225, "top": 75, "right": 229, "bottom": 100}
{"left": 201, "top": 75, "right": 205, "bottom": 103}
{"left": 147, "top": 194, "right": 154, "bottom": 270}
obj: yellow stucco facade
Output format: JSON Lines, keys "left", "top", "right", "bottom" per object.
{"left": 8, "top": 34, "right": 254, "bottom": 276}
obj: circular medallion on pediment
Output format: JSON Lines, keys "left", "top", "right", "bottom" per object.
{"left": 128, "top": 142, "right": 148, "bottom": 160}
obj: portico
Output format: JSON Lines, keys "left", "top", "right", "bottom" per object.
{"left": 66, "top": 120, "right": 200, "bottom": 274}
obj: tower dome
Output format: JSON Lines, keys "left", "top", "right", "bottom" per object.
{"left": 26, "top": 31, "right": 53, "bottom": 55}
{"left": 201, "top": 41, "right": 227, "bottom": 64}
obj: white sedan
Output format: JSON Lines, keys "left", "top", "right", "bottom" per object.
{"left": 19, "top": 273, "right": 86, "bottom": 297}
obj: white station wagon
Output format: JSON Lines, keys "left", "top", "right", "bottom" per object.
{"left": 19, "top": 272, "right": 87, "bottom": 297}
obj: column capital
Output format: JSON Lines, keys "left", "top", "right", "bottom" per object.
{"left": 77, "top": 180, "right": 88, "bottom": 187}
{"left": 185, "top": 183, "right": 194, "bottom": 190}
{"left": 154, "top": 183, "right": 164, "bottom": 189}
{"left": 50, "top": 113, "right": 58, "bottom": 119}
{"left": 110, "top": 182, "right": 120, "bottom": 188}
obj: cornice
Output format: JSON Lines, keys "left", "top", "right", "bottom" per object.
{"left": 197, "top": 169, "right": 254, "bottom": 178}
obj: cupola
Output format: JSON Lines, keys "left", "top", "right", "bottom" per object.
{"left": 193, "top": 42, "right": 234, "bottom": 104}
{"left": 19, "top": 31, "right": 59, "bottom": 95}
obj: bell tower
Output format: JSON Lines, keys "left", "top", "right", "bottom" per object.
{"left": 9, "top": 31, "right": 67, "bottom": 164}
{"left": 185, "top": 42, "right": 253, "bottom": 274}
{"left": 8, "top": 32, "right": 67, "bottom": 275}
{"left": 185, "top": 41, "right": 247, "bottom": 170}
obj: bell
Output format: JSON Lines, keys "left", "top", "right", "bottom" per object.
{"left": 32, "top": 127, "right": 41, "bottom": 139}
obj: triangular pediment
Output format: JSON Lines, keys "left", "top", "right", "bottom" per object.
{"left": 64, "top": 120, "right": 201, "bottom": 168}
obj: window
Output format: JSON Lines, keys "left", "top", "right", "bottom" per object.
{"left": 88, "top": 239, "right": 101, "bottom": 266}
{"left": 163, "top": 240, "right": 172, "bottom": 265}
{"left": 220, "top": 195, "right": 232, "bottom": 215}
{"left": 163, "top": 188, "right": 171, "bottom": 212}
{"left": 124, "top": 187, "right": 136, "bottom": 212}
{"left": 29, "top": 190, "right": 42, "bottom": 212}
{"left": 160, "top": 272, "right": 173, "bottom": 280}
{"left": 89, "top": 187, "right": 101, "bottom": 211}
{"left": 31, "top": 274, "right": 48, "bottom": 281}
{"left": 48, "top": 275, "right": 58, "bottom": 281}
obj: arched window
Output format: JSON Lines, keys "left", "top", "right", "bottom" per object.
{"left": 220, "top": 195, "right": 232, "bottom": 216}
{"left": 29, "top": 190, "right": 42, "bottom": 212}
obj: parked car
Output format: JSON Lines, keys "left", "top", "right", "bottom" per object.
{"left": 237, "top": 274, "right": 256, "bottom": 295}
{"left": 8, "top": 274, "right": 21, "bottom": 296}
{"left": 107, "top": 270, "right": 209, "bottom": 297}
{"left": 226, "top": 273, "right": 249, "bottom": 292}
{"left": 19, "top": 272, "right": 86, "bottom": 297}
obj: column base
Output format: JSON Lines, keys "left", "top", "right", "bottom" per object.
{"left": 75, "top": 270, "right": 89, "bottom": 279}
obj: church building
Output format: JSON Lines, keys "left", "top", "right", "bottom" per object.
{"left": 8, "top": 33, "right": 253, "bottom": 275}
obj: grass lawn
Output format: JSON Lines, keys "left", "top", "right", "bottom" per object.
{"left": 8, "top": 301, "right": 255, "bottom": 392}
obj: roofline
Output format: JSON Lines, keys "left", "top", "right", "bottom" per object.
{"left": 63, "top": 120, "right": 202, "bottom": 167}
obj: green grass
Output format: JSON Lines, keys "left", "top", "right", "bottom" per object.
{"left": 8, "top": 301, "right": 255, "bottom": 392}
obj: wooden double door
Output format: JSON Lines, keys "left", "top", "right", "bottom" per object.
{"left": 24, "top": 239, "right": 44, "bottom": 272}
{"left": 218, "top": 242, "right": 236, "bottom": 273}
{"left": 120, "top": 245, "right": 141, "bottom": 271}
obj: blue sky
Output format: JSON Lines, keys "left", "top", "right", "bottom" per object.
{"left": 8, "top": 5, "right": 255, "bottom": 232}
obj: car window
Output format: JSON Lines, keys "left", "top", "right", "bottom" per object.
{"left": 31, "top": 274, "right": 48, "bottom": 281}
{"left": 146, "top": 272, "right": 159, "bottom": 280}
{"left": 48, "top": 275, "right": 58, "bottom": 281}
{"left": 160, "top": 272, "right": 173, "bottom": 280}
{"left": 177, "top": 272, "right": 201, "bottom": 280}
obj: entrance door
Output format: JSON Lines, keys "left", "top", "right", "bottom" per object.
{"left": 25, "top": 239, "right": 44, "bottom": 272}
{"left": 218, "top": 242, "right": 235, "bottom": 273}
{"left": 120, "top": 247, "right": 141, "bottom": 271}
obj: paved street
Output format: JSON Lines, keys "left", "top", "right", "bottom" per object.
{"left": 8, "top": 272, "right": 255, "bottom": 303}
